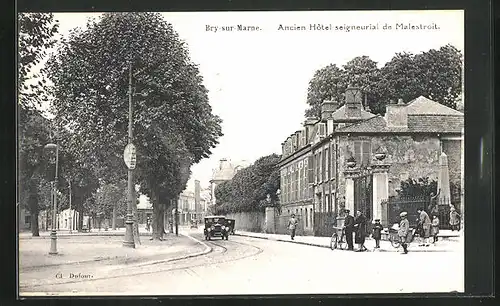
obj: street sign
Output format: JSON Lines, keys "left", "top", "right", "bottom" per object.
{"left": 123, "top": 144, "right": 137, "bottom": 170}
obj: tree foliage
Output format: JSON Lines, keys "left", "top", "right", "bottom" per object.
{"left": 85, "top": 182, "right": 127, "bottom": 219}
{"left": 46, "top": 13, "right": 223, "bottom": 240}
{"left": 18, "top": 13, "right": 59, "bottom": 109}
{"left": 213, "top": 154, "right": 281, "bottom": 215}
{"left": 305, "top": 44, "right": 463, "bottom": 117}
{"left": 396, "top": 177, "right": 437, "bottom": 198}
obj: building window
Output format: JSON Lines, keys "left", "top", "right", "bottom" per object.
{"left": 354, "top": 140, "right": 372, "bottom": 167}
{"left": 305, "top": 208, "right": 308, "bottom": 227}
{"left": 295, "top": 170, "right": 299, "bottom": 200}
{"left": 318, "top": 151, "right": 323, "bottom": 182}
{"left": 298, "top": 166, "right": 302, "bottom": 200}
{"left": 310, "top": 208, "right": 313, "bottom": 227}
{"left": 325, "top": 147, "right": 329, "bottom": 180}
{"left": 331, "top": 143, "right": 336, "bottom": 179}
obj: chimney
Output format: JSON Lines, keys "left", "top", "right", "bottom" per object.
{"left": 345, "top": 87, "right": 363, "bottom": 118}
{"left": 385, "top": 98, "right": 408, "bottom": 127}
{"left": 295, "top": 131, "right": 302, "bottom": 148}
{"left": 303, "top": 117, "right": 319, "bottom": 144}
{"left": 320, "top": 100, "right": 339, "bottom": 121}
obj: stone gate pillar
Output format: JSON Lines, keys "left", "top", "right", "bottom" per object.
{"left": 344, "top": 170, "right": 357, "bottom": 214}
{"left": 372, "top": 164, "right": 390, "bottom": 221}
{"left": 264, "top": 207, "right": 276, "bottom": 234}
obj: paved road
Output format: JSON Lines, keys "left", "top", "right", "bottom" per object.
{"left": 20, "top": 232, "right": 464, "bottom": 296}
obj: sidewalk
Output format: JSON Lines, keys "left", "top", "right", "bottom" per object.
{"left": 19, "top": 232, "right": 208, "bottom": 271}
{"left": 235, "top": 229, "right": 463, "bottom": 253}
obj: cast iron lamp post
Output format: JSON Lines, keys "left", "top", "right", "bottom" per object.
{"left": 44, "top": 140, "right": 59, "bottom": 255}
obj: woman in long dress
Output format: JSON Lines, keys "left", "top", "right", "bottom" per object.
{"left": 354, "top": 210, "right": 368, "bottom": 252}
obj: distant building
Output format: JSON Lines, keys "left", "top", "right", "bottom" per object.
{"left": 209, "top": 158, "right": 251, "bottom": 207}
{"left": 137, "top": 194, "right": 153, "bottom": 224}
{"left": 57, "top": 208, "right": 80, "bottom": 231}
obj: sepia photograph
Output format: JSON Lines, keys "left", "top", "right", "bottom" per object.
{"left": 18, "top": 10, "right": 464, "bottom": 296}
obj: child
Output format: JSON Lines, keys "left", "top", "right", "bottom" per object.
{"left": 431, "top": 215, "right": 440, "bottom": 243}
{"left": 372, "top": 219, "right": 383, "bottom": 249}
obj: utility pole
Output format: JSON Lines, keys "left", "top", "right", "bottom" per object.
{"left": 123, "top": 61, "right": 136, "bottom": 248}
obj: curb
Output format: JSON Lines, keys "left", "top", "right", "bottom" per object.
{"left": 19, "top": 232, "right": 154, "bottom": 239}
{"left": 21, "top": 233, "right": 212, "bottom": 271}
{"left": 235, "top": 233, "right": 330, "bottom": 249}
{"left": 129, "top": 233, "right": 213, "bottom": 268}
{"left": 235, "top": 233, "right": 458, "bottom": 253}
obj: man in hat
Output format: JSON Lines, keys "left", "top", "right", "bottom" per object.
{"left": 288, "top": 213, "right": 299, "bottom": 240}
{"left": 398, "top": 212, "right": 409, "bottom": 254}
{"left": 417, "top": 207, "right": 431, "bottom": 246}
{"left": 372, "top": 219, "right": 383, "bottom": 249}
{"left": 343, "top": 209, "right": 355, "bottom": 250}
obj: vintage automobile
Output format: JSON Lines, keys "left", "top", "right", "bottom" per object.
{"left": 190, "top": 219, "right": 198, "bottom": 229}
{"left": 226, "top": 219, "right": 235, "bottom": 234}
{"left": 204, "top": 216, "right": 229, "bottom": 240}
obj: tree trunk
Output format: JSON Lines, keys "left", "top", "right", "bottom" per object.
{"left": 112, "top": 204, "right": 116, "bottom": 230}
{"left": 78, "top": 203, "right": 84, "bottom": 232}
{"left": 31, "top": 211, "right": 40, "bottom": 236}
{"left": 152, "top": 191, "right": 165, "bottom": 241}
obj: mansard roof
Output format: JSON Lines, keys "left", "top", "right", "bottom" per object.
{"left": 330, "top": 105, "right": 377, "bottom": 121}
{"left": 336, "top": 96, "right": 464, "bottom": 134}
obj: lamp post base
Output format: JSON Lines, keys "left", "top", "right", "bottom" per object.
{"left": 123, "top": 215, "right": 135, "bottom": 248}
{"left": 49, "top": 230, "right": 58, "bottom": 255}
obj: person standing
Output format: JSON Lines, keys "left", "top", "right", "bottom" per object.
{"left": 354, "top": 210, "right": 368, "bottom": 252}
{"left": 449, "top": 206, "right": 461, "bottom": 231}
{"left": 288, "top": 213, "right": 299, "bottom": 240}
{"left": 372, "top": 219, "right": 383, "bottom": 249}
{"left": 398, "top": 212, "right": 410, "bottom": 254}
{"left": 343, "top": 209, "right": 355, "bottom": 251}
{"left": 431, "top": 215, "right": 440, "bottom": 243}
{"left": 417, "top": 207, "right": 432, "bottom": 247}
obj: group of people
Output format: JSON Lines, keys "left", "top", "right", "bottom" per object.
{"left": 286, "top": 203, "right": 461, "bottom": 254}
{"left": 397, "top": 204, "right": 461, "bottom": 254}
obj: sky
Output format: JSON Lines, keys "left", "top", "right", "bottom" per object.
{"left": 40, "top": 10, "right": 464, "bottom": 192}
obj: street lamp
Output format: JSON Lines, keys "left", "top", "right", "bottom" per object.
{"left": 44, "top": 141, "right": 59, "bottom": 255}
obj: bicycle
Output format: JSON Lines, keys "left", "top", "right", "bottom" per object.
{"left": 330, "top": 226, "right": 346, "bottom": 250}
{"left": 388, "top": 226, "right": 424, "bottom": 249}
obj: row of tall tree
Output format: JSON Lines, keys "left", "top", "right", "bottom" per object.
{"left": 44, "top": 12, "right": 223, "bottom": 240}
{"left": 212, "top": 154, "right": 281, "bottom": 215}
{"left": 305, "top": 44, "right": 463, "bottom": 117}
{"left": 18, "top": 12, "right": 223, "bottom": 239}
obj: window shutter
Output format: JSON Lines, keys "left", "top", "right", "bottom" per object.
{"left": 354, "top": 141, "right": 362, "bottom": 164}
{"left": 362, "top": 141, "right": 371, "bottom": 166}
{"left": 308, "top": 155, "right": 314, "bottom": 184}
{"left": 319, "top": 123, "right": 326, "bottom": 137}
{"left": 325, "top": 148, "right": 329, "bottom": 180}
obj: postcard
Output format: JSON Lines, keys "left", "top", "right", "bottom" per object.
{"left": 18, "top": 10, "right": 464, "bottom": 296}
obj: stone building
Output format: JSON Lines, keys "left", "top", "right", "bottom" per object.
{"left": 278, "top": 87, "right": 464, "bottom": 236}
{"left": 209, "top": 158, "right": 251, "bottom": 207}
{"left": 177, "top": 185, "right": 207, "bottom": 224}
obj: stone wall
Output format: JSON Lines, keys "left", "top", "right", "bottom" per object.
{"left": 441, "top": 139, "right": 462, "bottom": 202}
{"left": 371, "top": 135, "right": 441, "bottom": 197}
{"left": 226, "top": 211, "right": 265, "bottom": 233}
